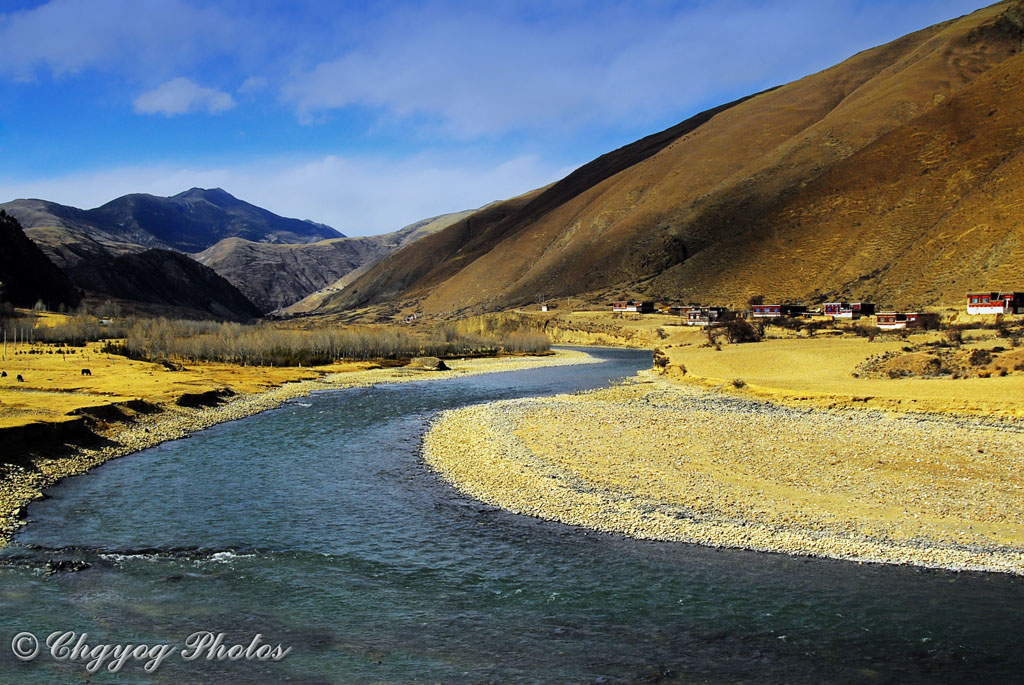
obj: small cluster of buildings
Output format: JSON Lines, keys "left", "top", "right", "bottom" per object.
{"left": 607, "top": 291, "right": 1022, "bottom": 329}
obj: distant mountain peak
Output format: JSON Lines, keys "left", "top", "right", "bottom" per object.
{"left": 173, "top": 187, "right": 240, "bottom": 205}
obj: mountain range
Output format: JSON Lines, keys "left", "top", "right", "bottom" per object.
{"left": 194, "top": 209, "right": 476, "bottom": 314}
{"left": 2, "top": 187, "right": 341, "bottom": 264}
{"left": 0, "top": 189, "right": 464, "bottom": 319}
{"left": 4, "top": 2, "right": 1024, "bottom": 322}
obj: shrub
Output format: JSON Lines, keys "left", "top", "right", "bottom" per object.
{"left": 801, "top": 320, "right": 832, "bottom": 335}
{"left": 771, "top": 317, "right": 804, "bottom": 331}
{"left": 852, "top": 324, "right": 881, "bottom": 338}
{"left": 968, "top": 349, "right": 992, "bottom": 367}
{"left": 724, "top": 318, "right": 763, "bottom": 343}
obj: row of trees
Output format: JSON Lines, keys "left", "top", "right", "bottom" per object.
{"left": 93, "top": 318, "right": 550, "bottom": 366}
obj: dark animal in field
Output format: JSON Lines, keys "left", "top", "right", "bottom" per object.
{"left": 16, "top": 374, "right": 24, "bottom": 382}
{"left": 81, "top": 368, "right": 92, "bottom": 376}
{"left": 1, "top": 371, "right": 6, "bottom": 377}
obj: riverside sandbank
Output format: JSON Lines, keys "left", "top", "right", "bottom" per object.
{"left": 423, "top": 373, "right": 1024, "bottom": 575}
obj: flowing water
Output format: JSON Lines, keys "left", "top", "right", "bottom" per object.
{"left": 0, "top": 348, "right": 1022, "bottom": 683}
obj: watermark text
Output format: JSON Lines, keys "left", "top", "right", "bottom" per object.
{"left": 10, "top": 630, "right": 291, "bottom": 673}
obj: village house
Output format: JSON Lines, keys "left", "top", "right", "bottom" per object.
{"left": 966, "top": 292, "right": 1023, "bottom": 315}
{"left": 824, "top": 302, "right": 876, "bottom": 319}
{"left": 686, "top": 306, "right": 728, "bottom": 326}
{"left": 612, "top": 300, "right": 655, "bottom": 313}
{"left": 875, "top": 311, "right": 938, "bottom": 330}
{"left": 750, "top": 304, "right": 808, "bottom": 318}
{"left": 667, "top": 305, "right": 695, "bottom": 317}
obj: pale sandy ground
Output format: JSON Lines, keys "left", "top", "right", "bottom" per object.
{"left": 424, "top": 331, "right": 1024, "bottom": 574}
{"left": 424, "top": 375, "right": 1024, "bottom": 574}
{"left": 0, "top": 348, "right": 598, "bottom": 545}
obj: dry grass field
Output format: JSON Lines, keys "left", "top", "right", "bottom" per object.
{"left": 0, "top": 337, "right": 369, "bottom": 430}
{"left": 660, "top": 332, "right": 1024, "bottom": 416}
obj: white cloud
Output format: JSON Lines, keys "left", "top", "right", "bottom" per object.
{"left": 0, "top": 0, "right": 238, "bottom": 80}
{"left": 133, "top": 78, "right": 235, "bottom": 116}
{"left": 237, "top": 76, "right": 268, "bottom": 95}
{"left": 0, "top": 0, "right": 988, "bottom": 137}
{"left": 0, "top": 154, "right": 570, "bottom": 236}
{"left": 279, "top": 0, "right": 987, "bottom": 138}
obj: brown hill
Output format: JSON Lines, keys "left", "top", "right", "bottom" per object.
{"left": 196, "top": 209, "right": 476, "bottom": 314}
{"left": 278, "top": 208, "right": 481, "bottom": 316}
{"left": 315, "top": 1, "right": 1024, "bottom": 317}
{"left": 0, "top": 210, "right": 81, "bottom": 310}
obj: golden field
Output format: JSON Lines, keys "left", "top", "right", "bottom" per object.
{"left": 0, "top": 337, "right": 369, "bottom": 431}
{"left": 498, "top": 307, "right": 1024, "bottom": 416}
{"left": 659, "top": 329, "right": 1024, "bottom": 416}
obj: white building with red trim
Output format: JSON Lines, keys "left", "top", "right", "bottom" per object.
{"left": 966, "top": 292, "right": 1023, "bottom": 315}
{"left": 824, "top": 302, "right": 875, "bottom": 319}
{"left": 875, "top": 312, "right": 938, "bottom": 330}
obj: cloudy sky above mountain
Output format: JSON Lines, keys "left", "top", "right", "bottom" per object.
{"left": 0, "top": 0, "right": 985, "bottom": 234}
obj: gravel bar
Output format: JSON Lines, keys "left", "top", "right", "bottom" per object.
{"left": 423, "top": 373, "right": 1024, "bottom": 575}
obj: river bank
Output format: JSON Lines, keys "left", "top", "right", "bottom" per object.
{"left": 423, "top": 372, "right": 1024, "bottom": 575}
{"left": 0, "top": 348, "right": 599, "bottom": 545}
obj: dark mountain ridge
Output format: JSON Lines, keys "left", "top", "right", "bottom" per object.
{"left": 0, "top": 210, "right": 81, "bottom": 310}
{"left": 1, "top": 188, "right": 343, "bottom": 257}
{"left": 66, "top": 249, "right": 262, "bottom": 321}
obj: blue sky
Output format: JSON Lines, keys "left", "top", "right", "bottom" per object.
{"left": 0, "top": 0, "right": 987, "bottom": 235}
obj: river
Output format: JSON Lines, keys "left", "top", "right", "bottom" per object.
{"left": 1, "top": 348, "right": 1022, "bottom": 683}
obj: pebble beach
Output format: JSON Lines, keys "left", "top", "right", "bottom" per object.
{"left": 423, "top": 373, "right": 1024, "bottom": 575}
{"left": 0, "top": 349, "right": 599, "bottom": 545}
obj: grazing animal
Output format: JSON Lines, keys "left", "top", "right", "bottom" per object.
{"left": 81, "top": 368, "right": 92, "bottom": 376}
{"left": 16, "top": 374, "right": 24, "bottom": 382}
{"left": 1, "top": 371, "right": 6, "bottom": 377}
